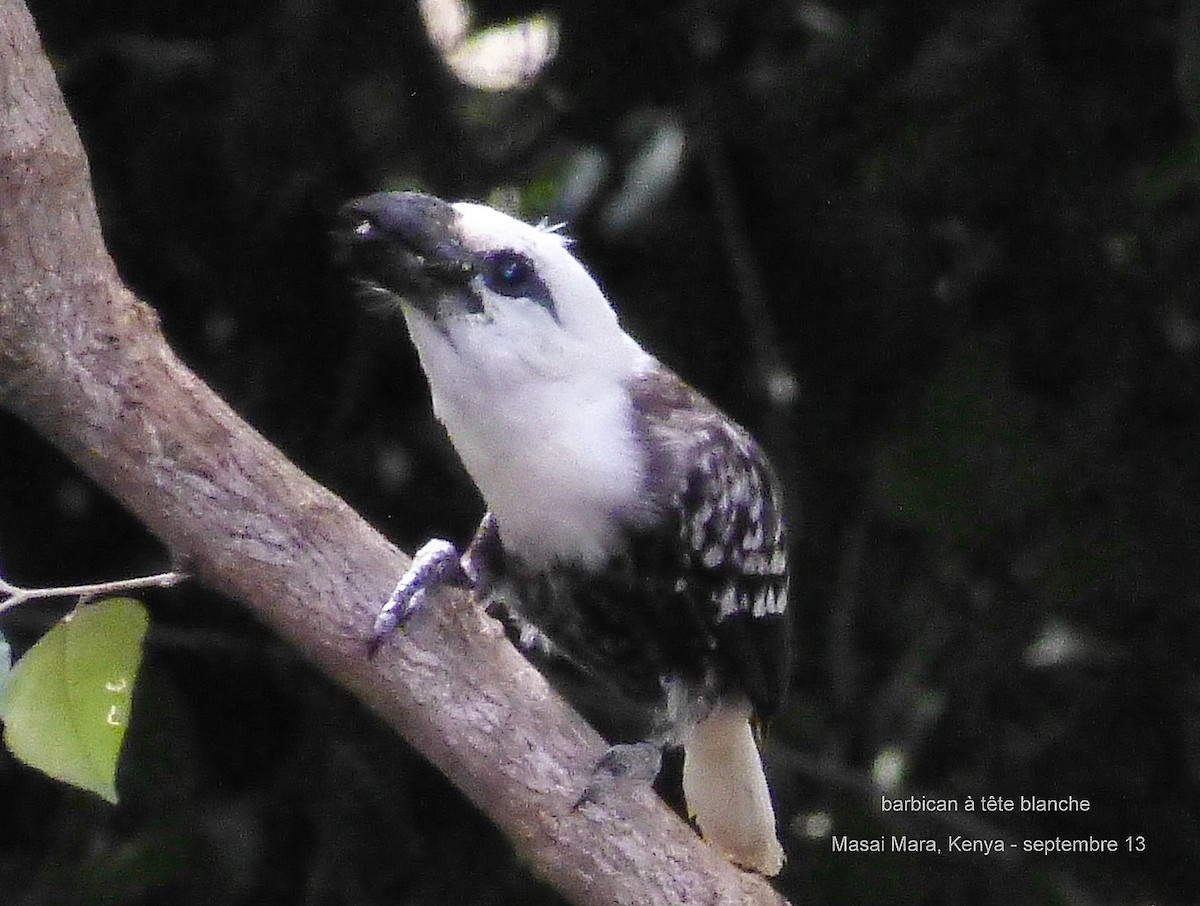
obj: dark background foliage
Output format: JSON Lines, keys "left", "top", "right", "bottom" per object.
{"left": 2, "top": 0, "right": 1198, "bottom": 903}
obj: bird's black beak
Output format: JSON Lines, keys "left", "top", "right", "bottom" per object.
{"left": 332, "top": 192, "right": 476, "bottom": 303}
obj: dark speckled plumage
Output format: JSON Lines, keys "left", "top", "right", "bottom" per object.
{"left": 481, "top": 364, "right": 791, "bottom": 733}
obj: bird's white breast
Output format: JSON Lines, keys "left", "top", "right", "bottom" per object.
{"left": 436, "top": 372, "right": 647, "bottom": 569}
{"left": 404, "top": 305, "right": 656, "bottom": 570}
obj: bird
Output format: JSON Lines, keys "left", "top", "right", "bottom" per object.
{"left": 333, "top": 191, "right": 791, "bottom": 876}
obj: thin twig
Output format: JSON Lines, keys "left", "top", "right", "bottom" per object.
{"left": 0, "top": 570, "right": 186, "bottom": 616}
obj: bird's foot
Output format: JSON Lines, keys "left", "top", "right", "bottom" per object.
{"left": 368, "top": 513, "right": 501, "bottom": 656}
{"left": 368, "top": 538, "right": 466, "bottom": 656}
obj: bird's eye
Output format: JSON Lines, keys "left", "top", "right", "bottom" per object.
{"left": 482, "top": 251, "right": 535, "bottom": 296}
{"left": 479, "top": 250, "right": 557, "bottom": 317}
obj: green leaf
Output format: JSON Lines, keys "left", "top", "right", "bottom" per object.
{"left": 0, "top": 597, "right": 149, "bottom": 803}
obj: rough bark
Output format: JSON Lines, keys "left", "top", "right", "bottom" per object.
{"left": 0, "top": 2, "right": 787, "bottom": 903}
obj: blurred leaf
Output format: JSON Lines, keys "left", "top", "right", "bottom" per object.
{"left": 521, "top": 165, "right": 573, "bottom": 219}
{"left": 1134, "top": 132, "right": 1200, "bottom": 206}
{"left": 0, "top": 597, "right": 149, "bottom": 804}
{"left": 1177, "top": 0, "right": 1200, "bottom": 127}
{"left": 875, "top": 345, "right": 1052, "bottom": 548}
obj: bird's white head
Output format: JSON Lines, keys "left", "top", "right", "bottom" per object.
{"left": 334, "top": 192, "right": 656, "bottom": 567}
{"left": 334, "top": 192, "right": 647, "bottom": 394}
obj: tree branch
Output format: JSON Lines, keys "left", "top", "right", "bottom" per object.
{"left": 0, "top": 2, "right": 787, "bottom": 903}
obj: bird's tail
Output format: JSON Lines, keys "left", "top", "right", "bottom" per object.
{"left": 682, "top": 698, "right": 785, "bottom": 876}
